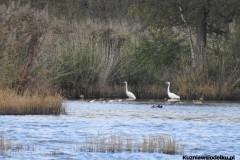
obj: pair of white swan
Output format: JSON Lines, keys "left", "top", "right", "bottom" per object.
{"left": 123, "top": 81, "right": 180, "bottom": 101}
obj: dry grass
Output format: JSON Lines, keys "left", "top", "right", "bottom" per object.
{"left": 0, "top": 135, "right": 34, "bottom": 155}
{"left": 76, "top": 133, "right": 183, "bottom": 154}
{"left": 0, "top": 89, "right": 65, "bottom": 115}
{"left": 81, "top": 83, "right": 166, "bottom": 100}
{"left": 0, "top": 135, "right": 12, "bottom": 155}
{"left": 175, "top": 74, "right": 233, "bottom": 100}
{"left": 1, "top": 2, "right": 240, "bottom": 100}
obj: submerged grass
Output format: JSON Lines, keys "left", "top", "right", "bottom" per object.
{"left": 0, "top": 135, "right": 33, "bottom": 155}
{"left": 0, "top": 89, "right": 65, "bottom": 115}
{"left": 0, "top": 135, "right": 11, "bottom": 155}
{"left": 76, "top": 133, "right": 183, "bottom": 154}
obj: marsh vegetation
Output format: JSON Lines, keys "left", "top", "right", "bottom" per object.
{"left": 78, "top": 134, "right": 182, "bottom": 154}
{"left": 0, "top": 1, "right": 240, "bottom": 102}
{"left": 0, "top": 89, "right": 65, "bottom": 115}
{"left": 0, "top": 135, "right": 33, "bottom": 155}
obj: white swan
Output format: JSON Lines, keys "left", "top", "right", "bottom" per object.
{"left": 165, "top": 82, "right": 180, "bottom": 100}
{"left": 123, "top": 81, "right": 136, "bottom": 100}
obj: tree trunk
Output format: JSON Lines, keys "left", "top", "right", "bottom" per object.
{"left": 17, "top": 33, "right": 43, "bottom": 95}
{"left": 195, "top": 7, "right": 207, "bottom": 73}
{"left": 178, "top": 5, "right": 196, "bottom": 67}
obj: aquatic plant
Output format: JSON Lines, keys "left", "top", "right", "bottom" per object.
{"left": 0, "top": 89, "right": 65, "bottom": 115}
{"left": 0, "top": 135, "right": 11, "bottom": 155}
{"left": 76, "top": 133, "right": 183, "bottom": 154}
{"left": 0, "top": 135, "right": 35, "bottom": 155}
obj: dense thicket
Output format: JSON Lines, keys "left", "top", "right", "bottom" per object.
{"left": 0, "top": 0, "right": 240, "bottom": 100}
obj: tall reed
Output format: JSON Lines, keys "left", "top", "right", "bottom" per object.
{"left": 0, "top": 135, "right": 11, "bottom": 155}
{"left": 0, "top": 89, "right": 65, "bottom": 115}
{"left": 0, "top": 135, "right": 34, "bottom": 155}
{"left": 76, "top": 133, "right": 183, "bottom": 154}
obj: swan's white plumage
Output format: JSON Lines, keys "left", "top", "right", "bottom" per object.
{"left": 124, "top": 81, "right": 136, "bottom": 100}
{"left": 165, "top": 82, "right": 180, "bottom": 100}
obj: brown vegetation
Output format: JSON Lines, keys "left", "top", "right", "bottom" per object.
{"left": 0, "top": 1, "right": 239, "bottom": 100}
{"left": 0, "top": 135, "right": 11, "bottom": 154}
{"left": 77, "top": 133, "right": 183, "bottom": 154}
{"left": 0, "top": 88, "right": 65, "bottom": 115}
{"left": 0, "top": 135, "right": 35, "bottom": 155}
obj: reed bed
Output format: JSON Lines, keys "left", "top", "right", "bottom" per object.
{"left": 0, "top": 89, "right": 65, "bottom": 115}
{"left": 0, "top": 135, "right": 34, "bottom": 155}
{"left": 76, "top": 133, "right": 183, "bottom": 155}
{"left": 0, "top": 135, "right": 12, "bottom": 155}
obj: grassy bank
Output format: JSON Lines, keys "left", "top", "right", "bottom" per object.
{"left": 0, "top": 89, "right": 65, "bottom": 115}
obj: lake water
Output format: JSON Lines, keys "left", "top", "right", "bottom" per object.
{"left": 0, "top": 100, "right": 240, "bottom": 160}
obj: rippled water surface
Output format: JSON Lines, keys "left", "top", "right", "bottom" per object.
{"left": 1, "top": 101, "right": 240, "bottom": 160}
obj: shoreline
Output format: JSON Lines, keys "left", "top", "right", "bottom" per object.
{"left": 66, "top": 98, "right": 240, "bottom": 105}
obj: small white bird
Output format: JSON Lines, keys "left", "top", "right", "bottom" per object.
{"left": 165, "top": 82, "right": 180, "bottom": 100}
{"left": 123, "top": 81, "right": 136, "bottom": 100}
{"left": 89, "top": 99, "right": 96, "bottom": 103}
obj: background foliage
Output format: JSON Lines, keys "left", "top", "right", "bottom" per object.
{"left": 0, "top": 0, "right": 240, "bottom": 100}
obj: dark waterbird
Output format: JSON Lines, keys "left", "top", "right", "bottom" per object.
{"left": 151, "top": 105, "right": 163, "bottom": 108}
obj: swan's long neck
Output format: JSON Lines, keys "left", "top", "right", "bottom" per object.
{"left": 167, "top": 83, "right": 170, "bottom": 94}
{"left": 125, "top": 83, "right": 128, "bottom": 92}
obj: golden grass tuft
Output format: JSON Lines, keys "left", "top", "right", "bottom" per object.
{"left": 76, "top": 133, "right": 183, "bottom": 154}
{"left": 0, "top": 89, "right": 65, "bottom": 115}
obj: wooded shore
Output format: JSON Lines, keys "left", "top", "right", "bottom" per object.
{"left": 0, "top": 1, "right": 240, "bottom": 101}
